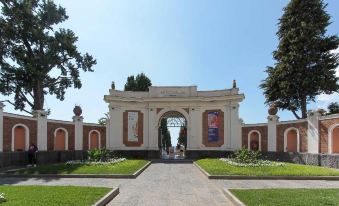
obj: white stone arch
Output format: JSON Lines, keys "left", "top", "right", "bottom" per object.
{"left": 54, "top": 127, "right": 69, "bottom": 150}
{"left": 247, "top": 130, "right": 261, "bottom": 151}
{"left": 156, "top": 108, "right": 190, "bottom": 148}
{"left": 89, "top": 130, "right": 101, "bottom": 149}
{"left": 328, "top": 123, "right": 339, "bottom": 154}
{"left": 11, "top": 123, "right": 29, "bottom": 151}
{"left": 284, "top": 127, "right": 300, "bottom": 152}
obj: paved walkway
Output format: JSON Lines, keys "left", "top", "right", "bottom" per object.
{"left": 1, "top": 163, "right": 339, "bottom": 206}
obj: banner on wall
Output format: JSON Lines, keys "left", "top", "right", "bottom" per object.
{"left": 128, "top": 112, "right": 139, "bottom": 142}
{"left": 208, "top": 111, "right": 220, "bottom": 142}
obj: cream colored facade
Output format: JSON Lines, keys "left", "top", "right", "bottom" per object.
{"left": 104, "top": 86, "right": 245, "bottom": 152}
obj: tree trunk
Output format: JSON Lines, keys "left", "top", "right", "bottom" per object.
{"left": 33, "top": 81, "right": 44, "bottom": 111}
{"left": 301, "top": 95, "right": 307, "bottom": 119}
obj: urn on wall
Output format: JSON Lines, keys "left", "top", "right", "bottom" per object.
{"left": 73, "top": 105, "right": 82, "bottom": 116}
{"left": 268, "top": 103, "right": 278, "bottom": 116}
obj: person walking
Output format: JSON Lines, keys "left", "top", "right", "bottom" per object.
{"left": 28, "top": 143, "right": 38, "bottom": 167}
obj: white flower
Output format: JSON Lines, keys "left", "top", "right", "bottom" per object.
{"left": 65, "top": 158, "right": 126, "bottom": 166}
{"left": 0, "top": 193, "right": 6, "bottom": 203}
{"left": 219, "top": 158, "right": 285, "bottom": 167}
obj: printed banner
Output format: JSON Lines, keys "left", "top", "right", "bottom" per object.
{"left": 208, "top": 111, "right": 220, "bottom": 142}
{"left": 128, "top": 112, "right": 139, "bottom": 142}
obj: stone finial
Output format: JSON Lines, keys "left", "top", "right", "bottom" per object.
{"left": 111, "top": 81, "right": 115, "bottom": 90}
{"left": 232, "top": 80, "right": 237, "bottom": 88}
{"left": 73, "top": 105, "right": 82, "bottom": 116}
{"left": 268, "top": 103, "right": 278, "bottom": 115}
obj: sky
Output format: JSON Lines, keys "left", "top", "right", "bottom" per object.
{"left": 1, "top": 0, "right": 339, "bottom": 134}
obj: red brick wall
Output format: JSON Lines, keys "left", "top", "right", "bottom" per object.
{"left": 276, "top": 122, "right": 308, "bottom": 152}
{"left": 47, "top": 122, "right": 75, "bottom": 151}
{"left": 319, "top": 118, "right": 339, "bottom": 153}
{"left": 242, "top": 125, "right": 268, "bottom": 151}
{"left": 3, "top": 116, "right": 37, "bottom": 152}
{"left": 83, "top": 125, "right": 106, "bottom": 150}
{"left": 202, "top": 110, "right": 224, "bottom": 147}
{"left": 123, "top": 110, "right": 144, "bottom": 147}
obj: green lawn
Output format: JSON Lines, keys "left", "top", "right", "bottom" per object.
{"left": 14, "top": 160, "right": 149, "bottom": 175}
{"left": 196, "top": 159, "right": 339, "bottom": 176}
{"left": 0, "top": 185, "right": 111, "bottom": 206}
{"left": 230, "top": 189, "right": 339, "bottom": 206}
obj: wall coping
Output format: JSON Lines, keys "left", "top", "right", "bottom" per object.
{"left": 242, "top": 123, "right": 267, "bottom": 127}
{"left": 319, "top": 113, "right": 339, "bottom": 120}
{"left": 3, "top": 112, "right": 36, "bottom": 121}
{"left": 277, "top": 119, "right": 307, "bottom": 125}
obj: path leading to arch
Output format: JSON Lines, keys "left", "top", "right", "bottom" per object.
{"left": 107, "top": 162, "right": 231, "bottom": 206}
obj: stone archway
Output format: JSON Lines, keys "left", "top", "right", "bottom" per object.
{"left": 157, "top": 110, "right": 188, "bottom": 159}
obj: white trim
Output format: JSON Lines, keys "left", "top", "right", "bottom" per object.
{"left": 47, "top": 119, "right": 74, "bottom": 125}
{"left": 89, "top": 130, "right": 101, "bottom": 149}
{"left": 247, "top": 130, "right": 261, "bottom": 151}
{"left": 319, "top": 113, "right": 339, "bottom": 120}
{"left": 328, "top": 123, "right": 339, "bottom": 154}
{"left": 284, "top": 127, "right": 300, "bottom": 152}
{"left": 277, "top": 119, "right": 307, "bottom": 125}
{"left": 243, "top": 123, "right": 267, "bottom": 127}
{"left": 53, "top": 128, "right": 69, "bottom": 150}
{"left": 11, "top": 124, "right": 29, "bottom": 151}
{"left": 4, "top": 112, "right": 36, "bottom": 121}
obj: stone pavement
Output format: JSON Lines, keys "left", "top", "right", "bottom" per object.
{"left": 1, "top": 162, "right": 339, "bottom": 206}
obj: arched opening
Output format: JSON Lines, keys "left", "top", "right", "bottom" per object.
{"left": 13, "top": 126, "right": 26, "bottom": 151}
{"left": 89, "top": 130, "right": 100, "bottom": 149}
{"left": 332, "top": 126, "right": 339, "bottom": 153}
{"left": 248, "top": 131, "right": 261, "bottom": 151}
{"left": 54, "top": 128, "right": 68, "bottom": 151}
{"left": 284, "top": 128, "right": 299, "bottom": 152}
{"left": 158, "top": 111, "right": 187, "bottom": 159}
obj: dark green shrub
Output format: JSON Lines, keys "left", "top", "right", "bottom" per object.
{"left": 88, "top": 148, "right": 110, "bottom": 161}
{"left": 233, "top": 147, "right": 260, "bottom": 164}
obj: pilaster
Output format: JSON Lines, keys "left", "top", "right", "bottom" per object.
{"left": 33, "top": 110, "right": 48, "bottom": 151}
{"left": 267, "top": 115, "right": 279, "bottom": 152}
{"left": 73, "top": 115, "right": 84, "bottom": 150}
{"left": 0, "top": 102, "right": 4, "bottom": 152}
{"left": 307, "top": 110, "right": 321, "bottom": 153}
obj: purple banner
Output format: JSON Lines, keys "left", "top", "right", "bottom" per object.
{"left": 208, "top": 111, "right": 220, "bottom": 142}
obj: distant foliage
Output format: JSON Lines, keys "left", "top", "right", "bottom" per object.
{"left": 328, "top": 102, "right": 339, "bottom": 115}
{"left": 124, "top": 73, "right": 152, "bottom": 91}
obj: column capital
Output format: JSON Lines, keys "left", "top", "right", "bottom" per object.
{"left": 267, "top": 115, "right": 279, "bottom": 122}
{"left": 72, "top": 116, "right": 84, "bottom": 122}
{"left": 0, "top": 102, "right": 5, "bottom": 110}
{"left": 33, "top": 110, "right": 48, "bottom": 118}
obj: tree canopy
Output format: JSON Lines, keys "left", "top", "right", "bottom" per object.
{"left": 260, "top": 0, "right": 339, "bottom": 119}
{"left": 124, "top": 73, "right": 152, "bottom": 91}
{"left": 327, "top": 102, "right": 339, "bottom": 115}
{"left": 0, "top": 0, "right": 96, "bottom": 114}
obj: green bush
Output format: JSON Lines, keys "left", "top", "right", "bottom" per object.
{"left": 88, "top": 148, "right": 110, "bottom": 162}
{"left": 233, "top": 147, "right": 260, "bottom": 164}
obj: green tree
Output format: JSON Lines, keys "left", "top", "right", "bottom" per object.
{"left": 0, "top": 0, "right": 96, "bottom": 114}
{"left": 328, "top": 102, "right": 339, "bottom": 115}
{"left": 260, "top": 0, "right": 339, "bottom": 119}
{"left": 98, "top": 112, "right": 109, "bottom": 126}
{"left": 124, "top": 73, "right": 151, "bottom": 91}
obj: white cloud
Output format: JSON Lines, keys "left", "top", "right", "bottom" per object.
{"left": 316, "top": 48, "right": 339, "bottom": 108}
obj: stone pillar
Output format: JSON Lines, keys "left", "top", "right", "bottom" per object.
{"left": 0, "top": 102, "right": 5, "bottom": 152}
{"left": 307, "top": 110, "right": 321, "bottom": 153}
{"left": 73, "top": 115, "right": 84, "bottom": 150}
{"left": 267, "top": 115, "right": 279, "bottom": 152}
{"left": 230, "top": 103, "right": 242, "bottom": 149}
{"left": 105, "top": 118, "right": 110, "bottom": 148}
{"left": 33, "top": 110, "right": 48, "bottom": 151}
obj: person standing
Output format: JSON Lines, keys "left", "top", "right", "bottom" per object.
{"left": 28, "top": 143, "right": 38, "bottom": 167}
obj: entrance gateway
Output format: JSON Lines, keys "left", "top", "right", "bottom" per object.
{"left": 104, "top": 85, "right": 245, "bottom": 158}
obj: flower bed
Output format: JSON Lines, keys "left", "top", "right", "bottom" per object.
{"left": 66, "top": 158, "right": 126, "bottom": 166}
{"left": 219, "top": 158, "right": 285, "bottom": 167}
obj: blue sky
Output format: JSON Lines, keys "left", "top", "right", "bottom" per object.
{"left": 1, "top": 0, "right": 339, "bottom": 127}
